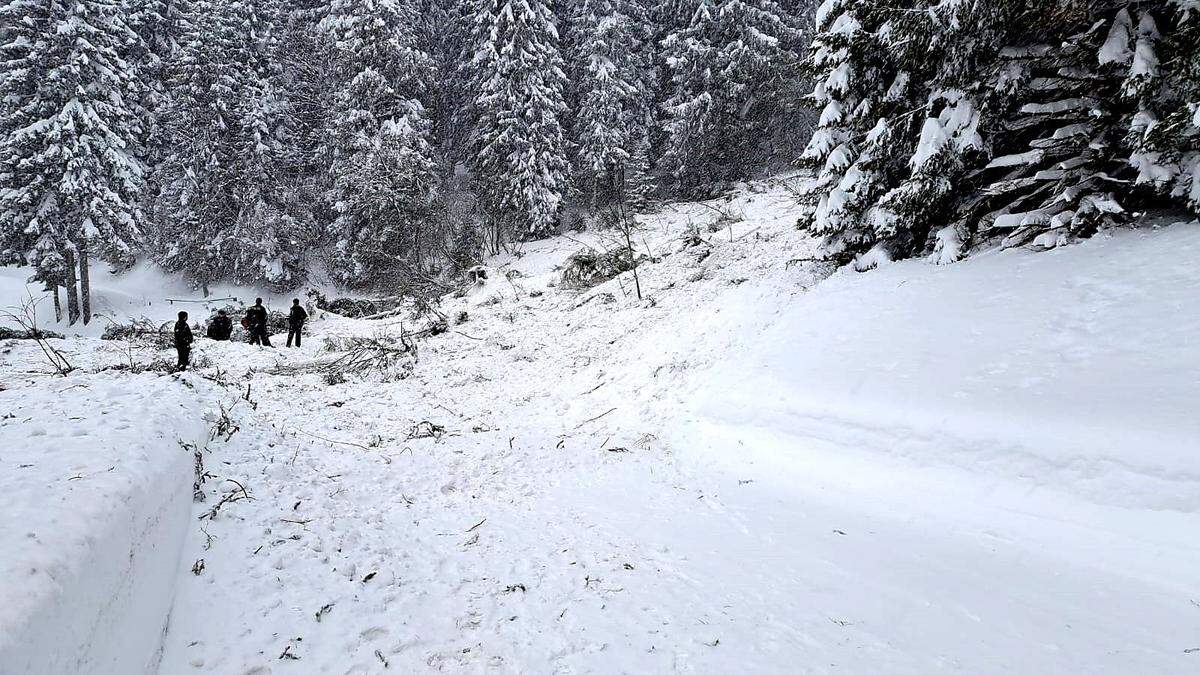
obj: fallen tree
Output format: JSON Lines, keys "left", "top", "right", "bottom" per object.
{"left": 271, "top": 332, "right": 420, "bottom": 382}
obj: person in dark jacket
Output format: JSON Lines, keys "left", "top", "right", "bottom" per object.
{"left": 207, "top": 310, "right": 233, "bottom": 341}
{"left": 174, "top": 311, "right": 194, "bottom": 370}
{"left": 245, "top": 298, "right": 272, "bottom": 347}
{"left": 287, "top": 298, "right": 308, "bottom": 348}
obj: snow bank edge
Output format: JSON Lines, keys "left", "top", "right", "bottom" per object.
{"left": 0, "top": 379, "right": 208, "bottom": 675}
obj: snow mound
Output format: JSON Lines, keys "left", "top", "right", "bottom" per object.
{"left": 673, "top": 224, "right": 1200, "bottom": 511}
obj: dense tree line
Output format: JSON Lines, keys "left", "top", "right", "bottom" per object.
{"left": 798, "top": 0, "right": 1200, "bottom": 268}
{"left": 0, "top": 0, "right": 810, "bottom": 319}
{"left": 6, "top": 0, "right": 1192, "bottom": 323}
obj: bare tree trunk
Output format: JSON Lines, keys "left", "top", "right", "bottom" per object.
{"left": 614, "top": 172, "right": 642, "bottom": 302}
{"left": 79, "top": 244, "right": 92, "bottom": 325}
{"left": 414, "top": 223, "right": 422, "bottom": 270}
{"left": 52, "top": 284, "right": 62, "bottom": 322}
{"left": 622, "top": 216, "right": 642, "bottom": 301}
{"left": 63, "top": 249, "right": 80, "bottom": 325}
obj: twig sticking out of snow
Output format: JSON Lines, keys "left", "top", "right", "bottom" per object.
{"left": 314, "top": 603, "right": 334, "bottom": 622}
{"left": 1, "top": 295, "right": 74, "bottom": 376}
{"left": 574, "top": 407, "right": 617, "bottom": 429}
{"left": 294, "top": 428, "right": 375, "bottom": 452}
{"left": 199, "top": 479, "right": 252, "bottom": 520}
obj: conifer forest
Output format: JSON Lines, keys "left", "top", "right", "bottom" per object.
{"left": 4, "top": 1, "right": 1197, "bottom": 316}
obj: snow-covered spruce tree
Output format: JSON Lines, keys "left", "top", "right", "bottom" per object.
{"left": 965, "top": 10, "right": 1130, "bottom": 251}
{"left": 0, "top": 0, "right": 146, "bottom": 324}
{"left": 0, "top": 2, "right": 27, "bottom": 266}
{"left": 795, "top": 0, "right": 917, "bottom": 262}
{"left": 858, "top": 0, "right": 1006, "bottom": 264}
{"left": 152, "top": 0, "right": 313, "bottom": 290}
{"left": 624, "top": 132, "right": 656, "bottom": 210}
{"left": 796, "top": 0, "right": 1199, "bottom": 266}
{"left": 151, "top": 0, "right": 243, "bottom": 291}
{"left": 274, "top": 1, "right": 332, "bottom": 189}
{"left": 566, "top": 0, "right": 658, "bottom": 209}
{"left": 127, "top": 0, "right": 183, "bottom": 171}
{"left": 660, "top": 0, "right": 802, "bottom": 195}
{"left": 423, "top": 0, "right": 487, "bottom": 270}
{"left": 1112, "top": 2, "right": 1200, "bottom": 211}
{"left": 321, "top": 0, "right": 441, "bottom": 287}
{"left": 464, "top": 0, "right": 571, "bottom": 243}
{"left": 416, "top": 0, "right": 470, "bottom": 174}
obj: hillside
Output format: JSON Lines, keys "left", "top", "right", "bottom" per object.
{"left": 2, "top": 183, "right": 1199, "bottom": 674}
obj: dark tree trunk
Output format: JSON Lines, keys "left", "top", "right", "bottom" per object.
{"left": 63, "top": 249, "right": 80, "bottom": 325}
{"left": 52, "top": 284, "right": 62, "bottom": 322}
{"left": 79, "top": 245, "right": 92, "bottom": 325}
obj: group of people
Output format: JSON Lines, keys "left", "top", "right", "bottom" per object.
{"left": 173, "top": 298, "right": 309, "bottom": 370}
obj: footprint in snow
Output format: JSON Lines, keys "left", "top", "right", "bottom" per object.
{"left": 360, "top": 626, "right": 389, "bottom": 642}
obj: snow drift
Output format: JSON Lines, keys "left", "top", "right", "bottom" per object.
{"left": 677, "top": 223, "right": 1200, "bottom": 511}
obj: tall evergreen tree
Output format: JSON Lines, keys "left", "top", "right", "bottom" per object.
{"left": 417, "top": 0, "right": 470, "bottom": 173}
{"left": 152, "top": 0, "right": 313, "bottom": 290}
{"left": 967, "top": 8, "right": 1128, "bottom": 251}
{"left": 567, "top": 0, "right": 657, "bottom": 208}
{"left": 0, "top": 0, "right": 146, "bottom": 323}
{"left": 795, "top": 0, "right": 908, "bottom": 260}
{"left": 273, "top": 1, "right": 331, "bottom": 188}
{"left": 1115, "top": 2, "right": 1200, "bottom": 211}
{"left": 127, "top": 0, "right": 182, "bottom": 167}
{"left": 660, "top": 0, "right": 802, "bottom": 195}
{"left": 464, "top": 0, "right": 570, "bottom": 242}
{"left": 796, "top": 0, "right": 1199, "bottom": 266}
{"left": 321, "top": 0, "right": 441, "bottom": 286}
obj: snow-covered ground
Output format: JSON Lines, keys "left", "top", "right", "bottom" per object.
{"left": 2, "top": 181, "right": 1198, "bottom": 673}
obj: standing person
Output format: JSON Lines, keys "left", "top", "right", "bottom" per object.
{"left": 245, "top": 298, "right": 273, "bottom": 347}
{"left": 287, "top": 298, "right": 308, "bottom": 348}
{"left": 207, "top": 309, "right": 233, "bottom": 341}
{"left": 174, "top": 311, "right": 194, "bottom": 370}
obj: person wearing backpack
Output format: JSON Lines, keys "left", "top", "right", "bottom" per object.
{"left": 245, "top": 298, "right": 272, "bottom": 347}
{"left": 207, "top": 310, "right": 233, "bottom": 341}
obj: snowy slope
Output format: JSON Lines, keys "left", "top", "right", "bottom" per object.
{"left": 1, "top": 181, "right": 1198, "bottom": 674}
{"left": 684, "top": 225, "right": 1200, "bottom": 510}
